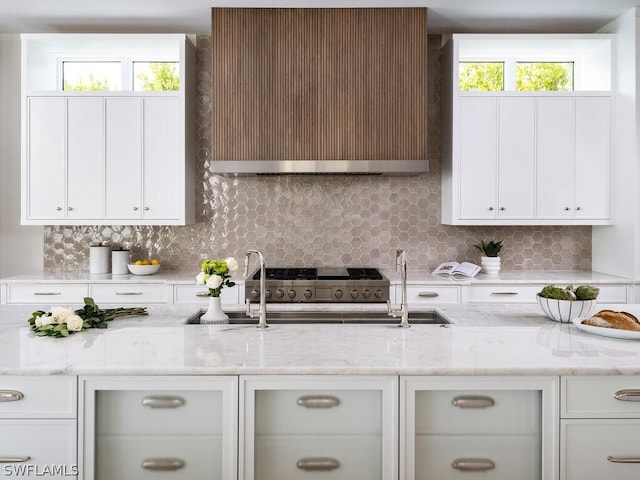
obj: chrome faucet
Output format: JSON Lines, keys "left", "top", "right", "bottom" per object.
{"left": 244, "top": 249, "right": 268, "bottom": 328}
{"left": 387, "top": 249, "right": 410, "bottom": 328}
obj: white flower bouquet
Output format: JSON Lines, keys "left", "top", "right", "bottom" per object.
{"left": 196, "top": 257, "right": 238, "bottom": 297}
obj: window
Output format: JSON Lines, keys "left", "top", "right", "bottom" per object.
{"left": 516, "top": 62, "right": 574, "bottom": 91}
{"left": 459, "top": 62, "right": 504, "bottom": 91}
{"left": 133, "top": 62, "right": 180, "bottom": 91}
{"left": 62, "top": 61, "right": 121, "bottom": 91}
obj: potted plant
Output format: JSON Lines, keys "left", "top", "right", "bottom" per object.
{"left": 473, "top": 240, "right": 503, "bottom": 275}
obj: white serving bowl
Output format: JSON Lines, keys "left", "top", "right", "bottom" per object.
{"left": 536, "top": 294, "right": 597, "bottom": 323}
{"left": 127, "top": 263, "right": 161, "bottom": 276}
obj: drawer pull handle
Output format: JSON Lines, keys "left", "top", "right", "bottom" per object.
{"left": 452, "top": 395, "right": 495, "bottom": 409}
{"left": 614, "top": 390, "right": 640, "bottom": 402}
{"left": 33, "top": 292, "right": 62, "bottom": 296}
{"left": 141, "top": 395, "right": 185, "bottom": 409}
{"left": 297, "top": 395, "right": 340, "bottom": 408}
{"left": 607, "top": 456, "right": 640, "bottom": 464}
{"left": 0, "top": 390, "right": 24, "bottom": 402}
{"left": 452, "top": 458, "right": 495, "bottom": 472}
{"left": 296, "top": 457, "right": 340, "bottom": 471}
{"left": 196, "top": 291, "right": 210, "bottom": 297}
{"left": 0, "top": 457, "right": 30, "bottom": 463}
{"left": 490, "top": 292, "right": 519, "bottom": 296}
{"left": 418, "top": 292, "right": 439, "bottom": 298}
{"left": 141, "top": 458, "right": 185, "bottom": 471}
{"left": 115, "top": 292, "right": 144, "bottom": 296}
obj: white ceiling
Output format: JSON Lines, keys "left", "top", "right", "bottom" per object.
{"left": 0, "top": 0, "right": 638, "bottom": 35}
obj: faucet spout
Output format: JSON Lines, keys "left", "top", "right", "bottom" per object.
{"left": 244, "top": 249, "right": 268, "bottom": 329}
{"left": 387, "top": 248, "right": 410, "bottom": 328}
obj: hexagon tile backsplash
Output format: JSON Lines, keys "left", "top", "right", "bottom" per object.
{"left": 43, "top": 35, "right": 592, "bottom": 273}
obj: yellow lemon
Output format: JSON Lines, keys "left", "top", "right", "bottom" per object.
{"left": 134, "top": 260, "right": 143, "bottom": 266}
{"left": 142, "top": 259, "right": 151, "bottom": 265}
{"left": 151, "top": 258, "right": 160, "bottom": 265}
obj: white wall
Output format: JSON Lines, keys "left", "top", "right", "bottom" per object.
{"left": 0, "top": 34, "right": 42, "bottom": 277}
{"left": 592, "top": 8, "right": 640, "bottom": 284}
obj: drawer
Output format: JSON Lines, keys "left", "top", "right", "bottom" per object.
{"left": 415, "top": 434, "right": 540, "bottom": 480}
{"left": 96, "top": 435, "right": 222, "bottom": 480}
{"left": 174, "top": 284, "right": 240, "bottom": 305}
{"left": 255, "top": 435, "right": 381, "bottom": 480}
{"left": 0, "top": 376, "right": 76, "bottom": 418}
{"left": 595, "top": 284, "right": 628, "bottom": 303}
{"left": 563, "top": 376, "right": 640, "bottom": 418}
{"left": 97, "top": 390, "right": 223, "bottom": 435}
{"left": 89, "top": 284, "right": 171, "bottom": 304}
{"left": 415, "top": 390, "right": 541, "bottom": 435}
{"left": 464, "top": 284, "right": 541, "bottom": 303}
{"left": 562, "top": 419, "right": 640, "bottom": 480}
{"left": 398, "top": 285, "right": 461, "bottom": 305}
{"left": 5, "top": 283, "right": 89, "bottom": 305}
{"left": 255, "top": 389, "right": 381, "bottom": 435}
{"left": 0, "top": 419, "right": 77, "bottom": 477}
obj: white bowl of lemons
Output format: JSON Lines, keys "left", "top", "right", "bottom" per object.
{"left": 128, "top": 259, "right": 161, "bottom": 275}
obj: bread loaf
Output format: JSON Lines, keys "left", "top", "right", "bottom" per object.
{"left": 582, "top": 310, "right": 640, "bottom": 331}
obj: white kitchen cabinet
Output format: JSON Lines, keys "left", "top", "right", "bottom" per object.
{"left": 174, "top": 283, "right": 242, "bottom": 306}
{"left": 80, "top": 375, "right": 238, "bottom": 480}
{"left": 89, "top": 283, "right": 172, "bottom": 304}
{"left": 401, "top": 376, "right": 559, "bottom": 480}
{"left": 240, "top": 375, "right": 398, "bottom": 480}
{"left": 5, "top": 283, "right": 89, "bottom": 305}
{"left": 442, "top": 34, "right": 613, "bottom": 226}
{"left": 561, "top": 376, "right": 640, "bottom": 479}
{"left": 0, "top": 376, "right": 77, "bottom": 479}
{"left": 21, "top": 34, "right": 196, "bottom": 226}
{"left": 463, "top": 282, "right": 628, "bottom": 304}
{"left": 396, "top": 284, "right": 461, "bottom": 305}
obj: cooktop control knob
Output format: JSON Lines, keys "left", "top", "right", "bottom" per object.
{"left": 265, "top": 290, "right": 272, "bottom": 299}
{"left": 350, "top": 289, "right": 359, "bottom": 299}
{"left": 288, "top": 289, "right": 297, "bottom": 299}
{"left": 251, "top": 289, "right": 259, "bottom": 299}
{"left": 334, "top": 289, "right": 343, "bottom": 299}
{"left": 362, "top": 289, "right": 371, "bottom": 298}
{"left": 375, "top": 289, "right": 384, "bottom": 299}
{"left": 304, "top": 289, "right": 313, "bottom": 299}
{"left": 275, "top": 288, "right": 285, "bottom": 298}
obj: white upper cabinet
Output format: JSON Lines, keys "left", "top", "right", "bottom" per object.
{"left": 441, "top": 34, "right": 613, "bottom": 226}
{"left": 21, "top": 34, "right": 196, "bottom": 226}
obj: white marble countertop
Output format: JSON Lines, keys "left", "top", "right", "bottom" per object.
{"left": 2, "top": 302, "right": 640, "bottom": 376}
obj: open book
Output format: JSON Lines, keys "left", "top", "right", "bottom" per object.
{"left": 432, "top": 261, "right": 481, "bottom": 280}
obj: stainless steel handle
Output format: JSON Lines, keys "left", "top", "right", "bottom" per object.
{"left": 608, "top": 456, "right": 640, "bottom": 463}
{"left": 418, "top": 292, "right": 439, "bottom": 298}
{"left": 614, "top": 390, "right": 640, "bottom": 402}
{"left": 0, "top": 390, "right": 24, "bottom": 402}
{"left": 452, "top": 395, "right": 495, "bottom": 408}
{"left": 141, "top": 458, "right": 185, "bottom": 471}
{"left": 115, "top": 292, "right": 143, "bottom": 296}
{"left": 452, "top": 458, "right": 495, "bottom": 472}
{"left": 0, "top": 457, "right": 30, "bottom": 463}
{"left": 296, "top": 457, "right": 340, "bottom": 471}
{"left": 33, "top": 292, "right": 62, "bottom": 296}
{"left": 490, "top": 292, "right": 519, "bottom": 296}
{"left": 196, "top": 291, "right": 210, "bottom": 297}
{"left": 141, "top": 395, "right": 185, "bottom": 408}
{"left": 297, "top": 395, "right": 340, "bottom": 408}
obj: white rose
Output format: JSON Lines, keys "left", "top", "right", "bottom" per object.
{"left": 35, "top": 314, "right": 55, "bottom": 328}
{"left": 196, "top": 271, "right": 206, "bottom": 285}
{"left": 206, "top": 274, "right": 223, "bottom": 290}
{"left": 225, "top": 257, "right": 239, "bottom": 272}
{"left": 50, "top": 307, "right": 74, "bottom": 324}
{"left": 65, "top": 314, "right": 84, "bottom": 332}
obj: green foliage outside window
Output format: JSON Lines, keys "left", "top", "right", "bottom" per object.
{"left": 63, "top": 74, "right": 112, "bottom": 91}
{"left": 516, "top": 62, "right": 573, "bottom": 91}
{"left": 459, "top": 62, "right": 504, "bottom": 91}
{"left": 136, "top": 63, "right": 180, "bottom": 91}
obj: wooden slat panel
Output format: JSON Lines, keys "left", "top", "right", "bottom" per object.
{"left": 211, "top": 8, "right": 427, "bottom": 161}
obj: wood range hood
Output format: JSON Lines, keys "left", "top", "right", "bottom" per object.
{"left": 210, "top": 7, "right": 428, "bottom": 176}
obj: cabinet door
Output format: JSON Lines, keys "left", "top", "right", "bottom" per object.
{"left": 497, "top": 97, "right": 535, "bottom": 219}
{"left": 25, "top": 97, "right": 65, "bottom": 220}
{"left": 574, "top": 97, "right": 610, "bottom": 219}
{"left": 105, "top": 97, "right": 141, "bottom": 219}
{"left": 458, "top": 97, "right": 497, "bottom": 219}
{"left": 67, "top": 97, "right": 104, "bottom": 219}
{"left": 142, "top": 97, "right": 181, "bottom": 220}
{"left": 536, "top": 97, "right": 574, "bottom": 219}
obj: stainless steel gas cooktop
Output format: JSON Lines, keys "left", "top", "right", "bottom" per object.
{"left": 245, "top": 267, "right": 389, "bottom": 303}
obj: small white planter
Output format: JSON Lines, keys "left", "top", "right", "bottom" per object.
{"left": 480, "top": 256, "right": 501, "bottom": 275}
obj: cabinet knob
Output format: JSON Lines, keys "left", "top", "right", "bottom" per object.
{"left": 144, "top": 207, "right": 150, "bottom": 211}
{"left": 576, "top": 206, "right": 582, "bottom": 211}
{"left": 67, "top": 206, "right": 73, "bottom": 211}
{"left": 499, "top": 207, "right": 505, "bottom": 211}
{"left": 488, "top": 207, "right": 494, "bottom": 211}
{"left": 0, "top": 390, "right": 24, "bottom": 402}
{"left": 56, "top": 206, "right": 62, "bottom": 211}
{"left": 133, "top": 206, "right": 138, "bottom": 211}
{"left": 564, "top": 207, "right": 570, "bottom": 211}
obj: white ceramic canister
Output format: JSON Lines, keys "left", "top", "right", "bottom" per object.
{"left": 111, "top": 249, "right": 131, "bottom": 275}
{"left": 89, "top": 244, "right": 111, "bottom": 274}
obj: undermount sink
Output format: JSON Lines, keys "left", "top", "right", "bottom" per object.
{"left": 185, "top": 310, "right": 450, "bottom": 325}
